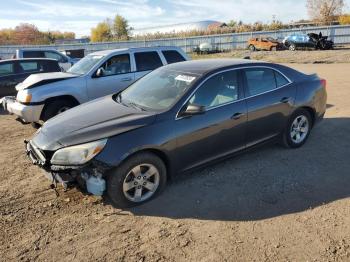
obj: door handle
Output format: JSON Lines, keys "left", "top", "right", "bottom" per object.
{"left": 231, "top": 112, "right": 244, "bottom": 120}
{"left": 121, "top": 77, "right": 132, "bottom": 82}
{"left": 280, "top": 97, "right": 291, "bottom": 103}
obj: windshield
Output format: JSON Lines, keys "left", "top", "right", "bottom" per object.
{"left": 117, "top": 68, "right": 198, "bottom": 111}
{"left": 67, "top": 55, "right": 104, "bottom": 75}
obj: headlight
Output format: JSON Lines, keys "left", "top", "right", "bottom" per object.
{"left": 51, "top": 139, "right": 107, "bottom": 165}
{"left": 17, "top": 91, "right": 32, "bottom": 103}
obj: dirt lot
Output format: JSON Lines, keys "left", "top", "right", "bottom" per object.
{"left": 1, "top": 62, "right": 350, "bottom": 262}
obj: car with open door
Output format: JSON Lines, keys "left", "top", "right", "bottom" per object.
{"left": 24, "top": 59, "right": 327, "bottom": 207}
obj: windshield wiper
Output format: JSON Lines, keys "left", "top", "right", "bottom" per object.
{"left": 127, "top": 102, "right": 147, "bottom": 111}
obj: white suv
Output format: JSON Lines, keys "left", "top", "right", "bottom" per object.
{"left": 3, "top": 46, "right": 189, "bottom": 124}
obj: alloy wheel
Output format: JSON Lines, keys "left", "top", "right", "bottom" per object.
{"left": 290, "top": 115, "right": 309, "bottom": 144}
{"left": 122, "top": 163, "right": 160, "bottom": 202}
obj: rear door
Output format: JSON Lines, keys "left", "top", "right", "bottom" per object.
{"left": 0, "top": 62, "right": 17, "bottom": 97}
{"left": 133, "top": 51, "right": 164, "bottom": 80}
{"left": 16, "top": 60, "right": 43, "bottom": 83}
{"left": 243, "top": 67, "right": 295, "bottom": 146}
{"left": 87, "top": 53, "right": 135, "bottom": 99}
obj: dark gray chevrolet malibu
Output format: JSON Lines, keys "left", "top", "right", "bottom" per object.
{"left": 25, "top": 59, "right": 327, "bottom": 207}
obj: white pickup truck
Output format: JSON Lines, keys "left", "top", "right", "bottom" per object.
{"left": 2, "top": 46, "right": 189, "bottom": 124}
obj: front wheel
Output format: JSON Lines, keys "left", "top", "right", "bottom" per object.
{"left": 289, "top": 43, "right": 297, "bottom": 51}
{"left": 249, "top": 45, "right": 256, "bottom": 51}
{"left": 107, "top": 152, "right": 167, "bottom": 208}
{"left": 41, "top": 99, "right": 77, "bottom": 121}
{"left": 282, "top": 109, "right": 312, "bottom": 148}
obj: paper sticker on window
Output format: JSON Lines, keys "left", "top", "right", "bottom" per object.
{"left": 175, "top": 75, "right": 196, "bottom": 83}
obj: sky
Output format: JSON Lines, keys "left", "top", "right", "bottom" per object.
{"left": 0, "top": 0, "right": 350, "bottom": 37}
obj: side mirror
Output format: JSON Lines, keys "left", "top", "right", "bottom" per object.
{"left": 179, "top": 103, "right": 205, "bottom": 117}
{"left": 95, "top": 68, "right": 104, "bottom": 78}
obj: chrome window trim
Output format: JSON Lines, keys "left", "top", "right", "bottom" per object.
{"left": 175, "top": 65, "right": 293, "bottom": 120}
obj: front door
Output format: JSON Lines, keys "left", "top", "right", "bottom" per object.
{"left": 174, "top": 69, "right": 247, "bottom": 172}
{"left": 87, "top": 54, "right": 135, "bottom": 99}
{"left": 242, "top": 67, "right": 296, "bottom": 146}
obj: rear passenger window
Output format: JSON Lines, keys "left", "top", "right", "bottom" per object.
{"left": 162, "top": 50, "right": 186, "bottom": 64}
{"left": 0, "top": 63, "right": 14, "bottom": 76}
{"left": 23, "top": 51, "right": 45, "bottom": 58}
{"left": 135, "top": 52, "right": 163, "bottom": 72}
{"left": 274, "top": 71, "right": 289, "bottom": 87}
{"left": 244, "top": 68, "right": 276, "bottom": 96}
{"left": 19, "top": 61, "right": 39, "bottom": 73}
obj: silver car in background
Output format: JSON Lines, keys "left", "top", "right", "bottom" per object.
{"left": 2, "top": 46, "right": 189, "bottom": 124}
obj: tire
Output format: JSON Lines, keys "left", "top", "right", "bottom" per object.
{"left": 249, "top": 45, "right": 256, "bottom": 51}
{"left": 41, "top": 99, "right": 76, "bottom": 121}
{"left": 289, "top": 44, "right": 296, "bottom": 51}
{"left": 282, "top": 109, "right": 312, "bottom": 148}
{"left": 107, "top": 152, "right": 167, "bottom": 208}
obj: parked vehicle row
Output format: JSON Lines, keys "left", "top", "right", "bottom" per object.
{"left": 247, "top": 32, "right": 334, "bottom": 51}
{"left": 2, "top": 46, "right": 188, "bottom": 124}
{"left": 15, "top": 49, "right": 78, "bottom": 71}
{"left": 22, "top": 58, "right": 327, "bottom": 207}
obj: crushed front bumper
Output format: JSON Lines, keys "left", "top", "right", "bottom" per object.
{"left": 24, "top": 140, "right": 110, "bottom": 195}
{"left": 2, "top": 96, "right": 44, "bottom": 123}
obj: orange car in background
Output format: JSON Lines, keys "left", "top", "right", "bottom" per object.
{"left": 247, "top": 37, "right": 284, "bottom": 51}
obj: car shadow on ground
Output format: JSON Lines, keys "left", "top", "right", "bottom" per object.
{"left": 126, "top": 117, "right": 350, "bottom": 221}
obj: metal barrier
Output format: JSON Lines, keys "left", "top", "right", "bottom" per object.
{"left": 1, "top": 24, "right": 350, "bottom": 59}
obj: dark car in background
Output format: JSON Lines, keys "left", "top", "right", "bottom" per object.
{"left": 25, "top": 59, "right": 327, "bottom": 208}
{"left": 0, "top": 58, "right": 61, "bottom": 98}
{"left": 283, "top": 33, "right": 334, "bottom": 51}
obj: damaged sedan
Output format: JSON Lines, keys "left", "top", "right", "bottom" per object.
{"left": 25, "top": 59, "right": 327, "bottom": 207}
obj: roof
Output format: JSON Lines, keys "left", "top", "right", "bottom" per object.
{"left": 0, "top": 58, "right": 58, "bottom": 63}
{"left": 163, "top": 59, "right": 267, "bottom": 75}
{"left": 90, "top": 46, "right": 182, "bottom": 56}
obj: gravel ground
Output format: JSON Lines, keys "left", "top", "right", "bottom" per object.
{"left": 1, "top": 63, "right": 350, "bottom": 262}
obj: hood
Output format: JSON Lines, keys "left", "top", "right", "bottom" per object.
{"left": 16, "top": 72, "right": 78, "bottom": 91}
{"left": 33, "top": 95, "right": 156, "bottom": 151}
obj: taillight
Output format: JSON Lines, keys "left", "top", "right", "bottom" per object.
{"left": 321, "top": 79, "right": 327, "bottom": 88}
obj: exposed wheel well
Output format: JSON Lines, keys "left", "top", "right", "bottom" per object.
{"left": 299, "top": 106, "right": 316, "bottom": 127}
{"left": 122, "top": 149, "right": 172, "bottom": 180}
{"left": 40, "top": 95, "right": 80, "bottom": 120}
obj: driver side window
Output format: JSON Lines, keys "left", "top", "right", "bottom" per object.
{"left": 100, "top": 54, "right": 131, "bottom": 77}
{"left": 189, "top": 70, "right": 239, "bottom": 109}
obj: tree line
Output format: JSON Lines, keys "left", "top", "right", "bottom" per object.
{"left": 0, "top": 23, "right": 75, "bottom": 45}
{"left": 1, "top": 0, "right": 350, "bottom": 45}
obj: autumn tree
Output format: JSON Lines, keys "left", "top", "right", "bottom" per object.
{"left": 339, "top": 14, "right": 350, "bottom": 24}
{"left": 91, "top": 21, "right": 112, "bottom": 42}
{"left": 12, "top": 23, "right": 45, "bottom": 45}
{"left": 306, "top": 0, "right": 345, "bottom": 24}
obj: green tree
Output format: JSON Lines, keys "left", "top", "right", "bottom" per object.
{"left": 113, "top": 14, "right": 130, "bottom": 40}
{"left": 91, "top": 21, "right": 112, "bottom": 42}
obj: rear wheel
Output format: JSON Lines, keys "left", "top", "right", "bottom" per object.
{"left": 107, "top": 152, "right": 167, "bottom": 208}
{"left": 249, "top": 45, "right": 256, "bottom": 51}
{"left": 41, "top": 99, "right": 77, "bottom": 121}
{"left": 282, "top": 109, "right": 312, "bottom": 148}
